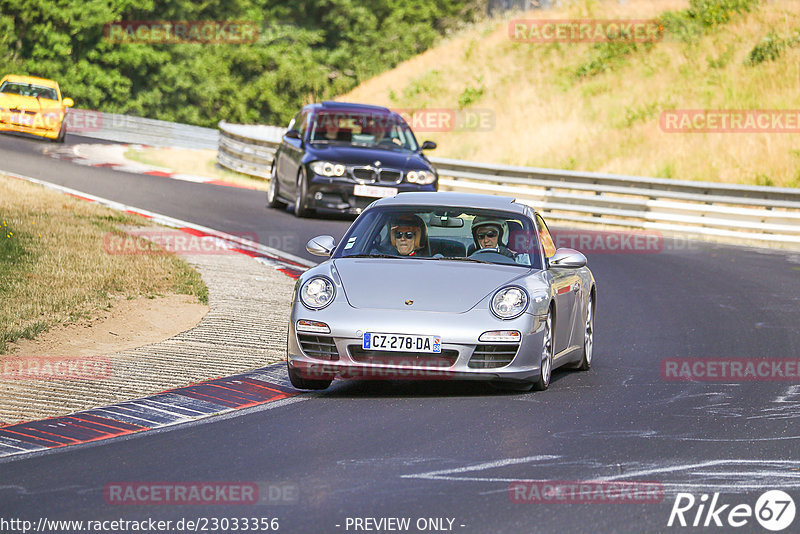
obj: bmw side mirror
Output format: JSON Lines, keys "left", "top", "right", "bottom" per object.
{"left": 306, "top": 235, "right": 336, "bottom": 257}
{"left": 549, "top": 248, "right": 587, "bottom": 268}
{"left": 285, "top": 129, "right": 302, "bottom": 140}
{"left": 421, "top": 140, "right": 437, "bottom": 151}
{"left": 62, "top": 97, "right": 74, "bottom": 107}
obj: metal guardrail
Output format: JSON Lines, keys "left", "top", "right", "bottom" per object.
{"left": 216, "top": 121, "right": 800, "bottom": 245}
{"left": 216, "top": 121, "right": 284, "bottom": 179}
{"left": 68, "top": 108, "right": 218, "bottom": 149}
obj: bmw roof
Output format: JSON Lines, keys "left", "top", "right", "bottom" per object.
{"left": 307, "top": 101, "right": 392, "bottom": 113}
{"left": 370, "top": 192, "right": 528, "bottom": 213}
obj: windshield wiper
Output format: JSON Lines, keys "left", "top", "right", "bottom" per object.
{"left": 343, "top": 253, "right": 402, "bottom": 259}
{"left": 434, "top": 256, "right": 491, "bottom": 264}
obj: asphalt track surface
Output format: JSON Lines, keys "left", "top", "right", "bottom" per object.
{"left": 0, "top": 133, "right": 354, "bottom": 262}
{"left": 2, "top": 133, "right": 800, "bottom": 533}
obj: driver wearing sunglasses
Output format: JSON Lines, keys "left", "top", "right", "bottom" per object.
{"left": 471, "top": 216, "right": 515, "bottom": 259}
{"left": 389, "top": 214, "right": 427, "bottom": 256}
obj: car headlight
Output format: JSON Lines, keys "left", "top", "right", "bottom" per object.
{"left": 299, "top": 276, "right": 336, "bottom": 310}
{"left": 406, "top": 170, "right": 435, "bottom": 185}
{"left": 491, "top": 286, "right": 529, "bottom": 320}
{"left": 310, "top": 161, "right": 346, "bottom": 177}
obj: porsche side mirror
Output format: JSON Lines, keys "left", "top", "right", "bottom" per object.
{"left": 306, "top": 235, "right": 336, "bottom": 257}
{"left": 421, "top": 140, "right": 437, "bottom": 151}
{"left": 285, "top": 129, "right": 302, "bottom": 140}
{"left": 549, "top": 248, "right": 586, "bottom": 268}
{"left": 62, "top": 97, "right": 74, "bottom": 107}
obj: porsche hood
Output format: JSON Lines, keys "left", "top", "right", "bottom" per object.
{"left": 333, "top": 258, "right": 528, "bottom": 313}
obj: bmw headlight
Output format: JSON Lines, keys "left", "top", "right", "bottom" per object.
{"left": 310, "top": 161, "right": 346, "bottom": 177}
{"left": 406, "top": 170, "right": 435, "bottom": 185}
{"left": 300, "top": 276, "right": 335, "bottom": 310}
{"left": 491, "top": 286, "right": 529, "bottom": 320}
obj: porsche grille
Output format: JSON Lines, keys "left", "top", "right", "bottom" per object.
{"left": 298, "top": 334, "right": 339, "bottom": 360}
{"left": 348, "top": 346, "right": 458, "bottom": 367}
{"left": 468, "top": 344, "right": 519, "bottom": 369}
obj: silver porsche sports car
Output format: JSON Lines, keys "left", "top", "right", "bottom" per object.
{"left": 287, "top": 192, "right": 596, "bottom": 392}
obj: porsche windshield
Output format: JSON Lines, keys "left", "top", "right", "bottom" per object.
{"left": 335, "top": 206, "right": 543, "bottom": 269}
{"left": 309, "top": 111, "right": 419, "bottom": 151}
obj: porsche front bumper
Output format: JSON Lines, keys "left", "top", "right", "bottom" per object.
{"left": 287, "top": 302, "right": 548, "bottom": 383}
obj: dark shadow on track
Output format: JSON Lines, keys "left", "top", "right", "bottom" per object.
{"left": 317, "top": 369, "right": 573, "bottom": 398}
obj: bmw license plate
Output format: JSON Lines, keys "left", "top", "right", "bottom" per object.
{"left": 353, "top": 184, "right": 398, "bottom": 198}
{"left": 363, "top": 333, "right": 441, "bottom": 353}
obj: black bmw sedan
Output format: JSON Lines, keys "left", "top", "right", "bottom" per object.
{"left": 267, "top": 101, "right": 438, "bottom": 217}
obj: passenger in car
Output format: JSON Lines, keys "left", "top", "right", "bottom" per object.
{"left": 471, "top": 216, "right": 515, "bottom": 259}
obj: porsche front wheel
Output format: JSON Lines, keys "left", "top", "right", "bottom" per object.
{"left": 532, "top": 310, "right": 554, "bottom": 391}
{"left": 573, "top": 296, "right": 594, "bottom": 371}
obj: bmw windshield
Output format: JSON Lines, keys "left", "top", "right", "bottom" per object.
{"left": 309, "top": 111, "right": 419, "bottom": 151}
{"left": 334, "top": 205, "right": 543, "bottom": 270}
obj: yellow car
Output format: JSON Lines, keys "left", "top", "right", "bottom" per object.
{"left": 0, "top": 74, "right": 74, "bottom": 142}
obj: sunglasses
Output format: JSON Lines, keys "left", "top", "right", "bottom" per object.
{"left": 476, "top": 230, "right": 498, "bottom": 239}
{"left": 395, "top": 231, "right": 416, "bottom": 240}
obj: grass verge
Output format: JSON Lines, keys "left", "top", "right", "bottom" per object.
{"left": 0, "top": 174, "right": 208, "bottom": 353}
{"left": 124, "top": 147, "right": 269, "bottom": 191}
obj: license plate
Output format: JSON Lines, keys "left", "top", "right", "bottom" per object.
{"left": 363, "top": 333, "right": 441, "bottom": 353}
{"left": 354, "top": 184, "right": 398, "bottom": 198}
{"left": 11, "top": 114, "right": 33, "bottom": 126}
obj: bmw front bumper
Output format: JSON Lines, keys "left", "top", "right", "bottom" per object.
{"left": 305, "top": 173, "right": 437, "bottom": 214}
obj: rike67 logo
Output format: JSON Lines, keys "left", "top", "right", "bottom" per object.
{"left": 668, "top": 491, "right": 796, "bottom": 531}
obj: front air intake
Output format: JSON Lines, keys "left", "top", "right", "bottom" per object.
{"left": 298, "top": 334, "right": 339, "bottom": 360}
{"left": 468, "top": 344, "right": 519, "bottom": 369}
